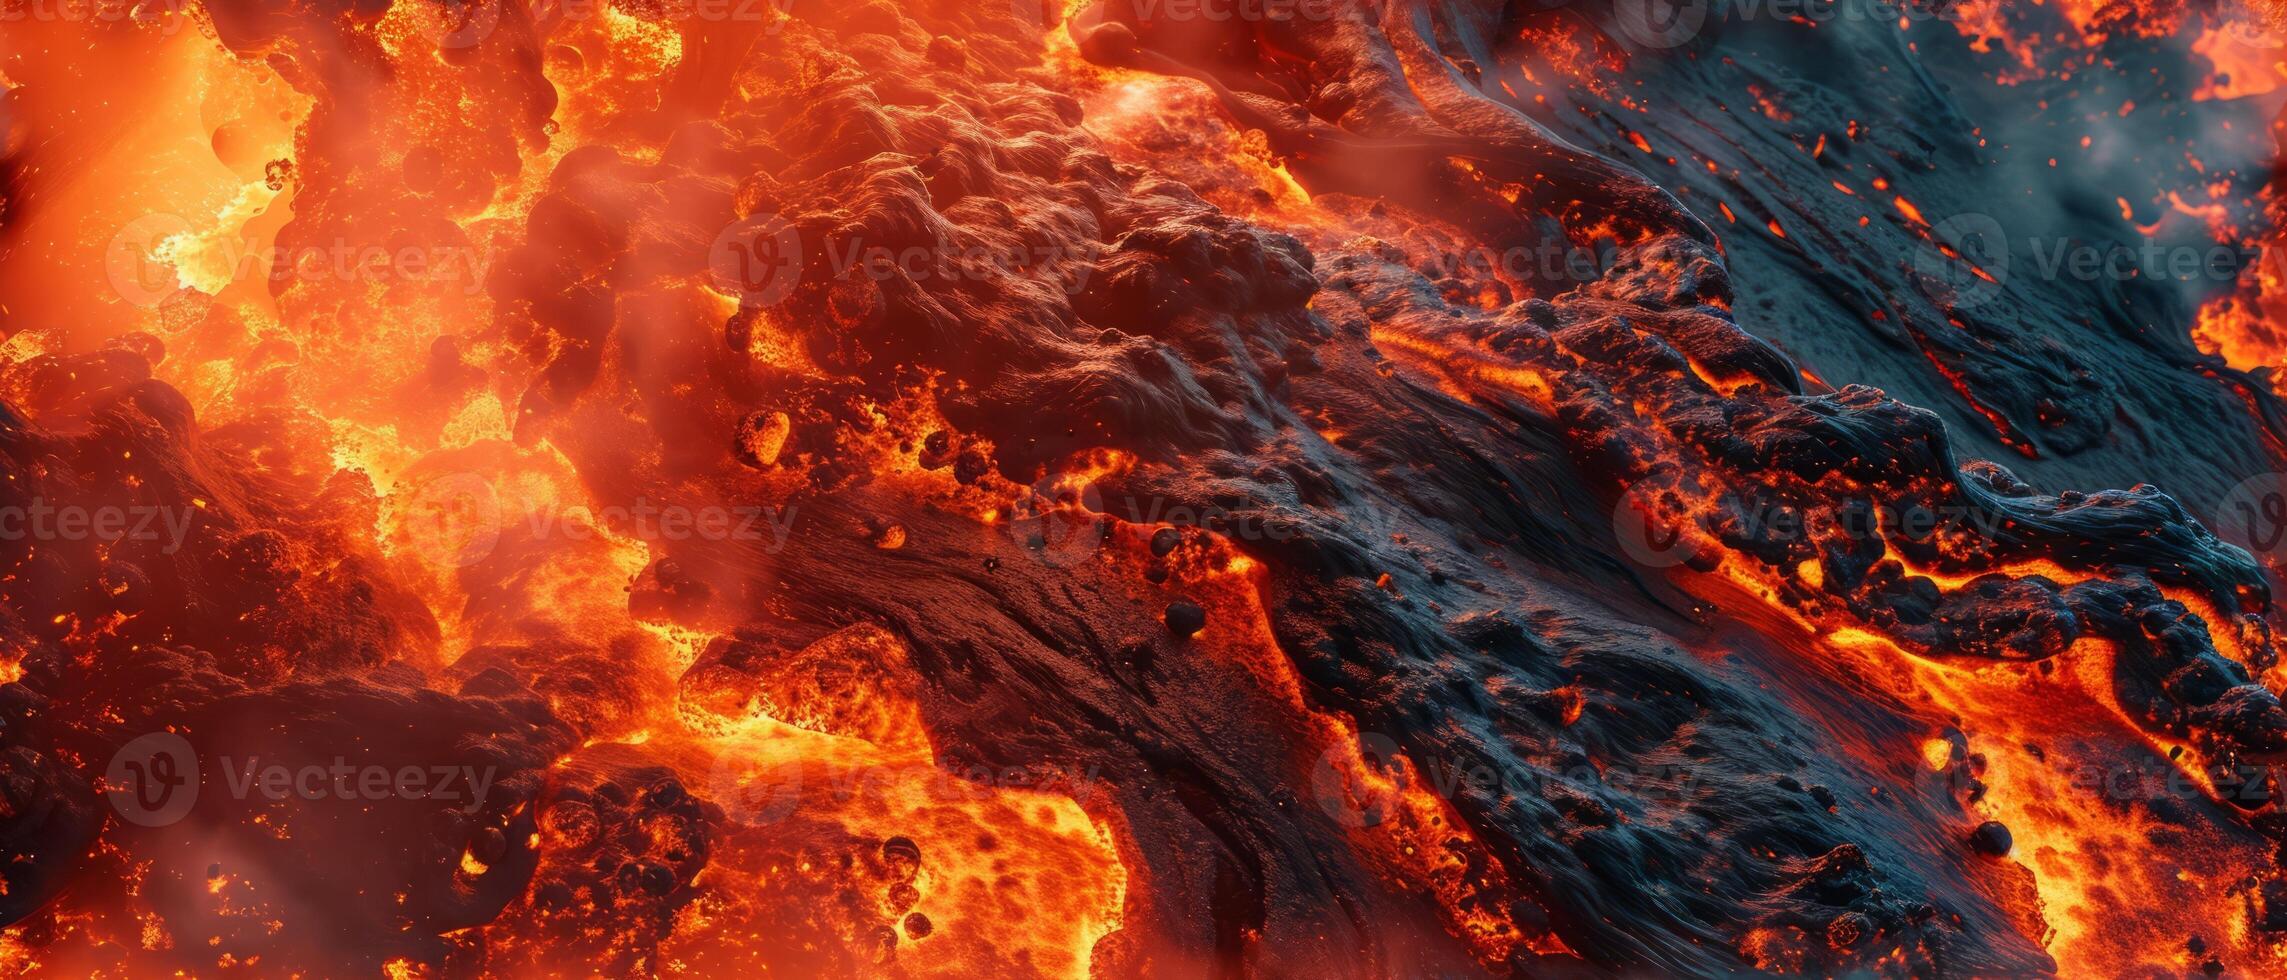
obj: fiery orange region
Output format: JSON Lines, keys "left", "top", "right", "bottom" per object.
{"left": 1948, "top": 0, "right": 2286, "bottom": 105}
{"left": 2195, "top": 20, "right": 2287, "bottom": 101}
{"left": 1823, "top": 625, "right": 2282, "bottom": 975}
{"left": 2196, "top": 289, "right": 2287, "bottom": 392}
{"left": 0, "top": 7, "right": 1143, "bottom": 976}
{"left": 1509, "top": 19, "right": 1623, "bottom": 96}
{"left": 1051, "top": 27, "right": 1517, "bottom": 270}
{"left": 627, "top": 632, "right": 1128, "bottom": 980}
{"left": 1047, "top": 31, "right": 1322, "bottom": 237}
{"left": 1673, "top": 541, "right": 2281, "bottom": 976}
{"left": 5, "top": 0, "right": 2281, "bottom": 975}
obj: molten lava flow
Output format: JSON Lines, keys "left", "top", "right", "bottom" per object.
{"left": 7, "top": 0, "right": 2287, "bottom": 976}
{"left": 3, "top": 4, "right": 1144, "bottom": 976}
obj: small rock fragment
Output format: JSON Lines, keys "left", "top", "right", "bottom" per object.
{"left": 1165, "top": 601, "right": 1206, "bottom": 639}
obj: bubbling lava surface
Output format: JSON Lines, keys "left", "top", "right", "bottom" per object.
{"left": 4, "top": 0, "right": 2287, "bottom": 976}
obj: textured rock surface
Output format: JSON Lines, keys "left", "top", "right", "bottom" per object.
{"left": 1, "top": 0, "right": 2284, "bottom": 976}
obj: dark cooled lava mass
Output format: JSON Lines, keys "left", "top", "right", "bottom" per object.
{"left": 6, "top": 0, "right": 2287, "bottom": 976}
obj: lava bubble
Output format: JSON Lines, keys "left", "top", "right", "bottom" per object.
{"left": 543, "top": 801, "right": 600, "bottom": 848}
{"left": 880, "top": 836, "right": 922, "bottom": 880}
{"left": 476, "top": 826, "right": 508, "bottom": 864}
{"left": 953, "top": 448, "right": 990, "bottom": 485}
{"left": 920, "top": 431, "right": 954, "bottom": 468}
{"left": 1165, "top": 601, "right": 1206, "bottom": 639}
{"left": 625, "top": 860, "right": 676, "bottom": 896}
{"left": 903, "top": 912, "right": 934, "bottom": 939}
{"left": 1826, "top": 912, "right": 1871, "bottom": 948}
{"left": 886, "top": 881, "right": 920, "bottom": 913}
{"left": 1968, "top": 820, "right": 2012, "bottom": 856}
{"left": 1150, "top": 527, "right": 1182, "bottom": 557}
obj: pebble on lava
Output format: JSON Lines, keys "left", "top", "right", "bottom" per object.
{"left": 1969, "top": 820, "right": 2013, "bottom": 857}
{"left": 1165, "top": 601, "right": 1207, "bottom": 639}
